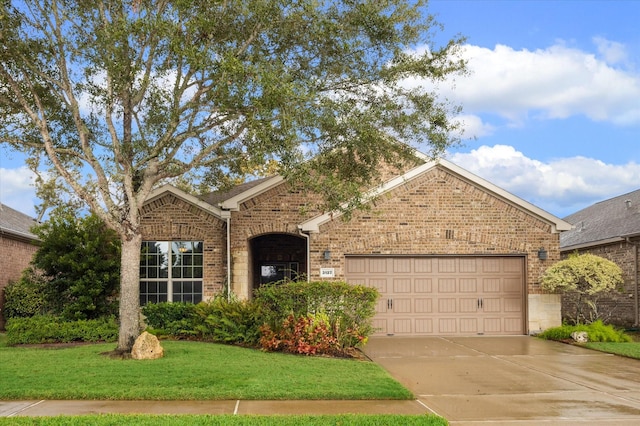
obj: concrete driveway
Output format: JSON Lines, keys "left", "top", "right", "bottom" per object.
{"left": 364, "top": 336, "right": 640, "bottom": 425}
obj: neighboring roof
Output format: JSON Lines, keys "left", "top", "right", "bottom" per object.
{"left": 300, "top": 157, "right": 572, "bottom": 233}
{"left": 0, "top": 203, "right": 38, "bottom": 241}
{"left": 560, "top": 188, "right": 640, "bottom": 250}
{"left": 146, "top": 185, "right": 228, "bottom": 219}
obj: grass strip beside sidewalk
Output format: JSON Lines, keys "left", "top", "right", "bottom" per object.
{"left": 1, "top": 414, "right": 447, "bottom": 425}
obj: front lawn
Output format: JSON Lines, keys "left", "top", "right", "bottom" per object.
{"left": 0, "top": 337, "right": 412, "bottom": 400}
{"left": 584, "top": 342, "right": 640, "bottom": 359}
{"left": 0, "top": 414, "right": 447, "bottom": 426}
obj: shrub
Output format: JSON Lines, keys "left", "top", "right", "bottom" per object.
{"left": 541, "top": 253, "right": 624, "bottom": 324}
{"left": 5, "top": 315, "right": 118, "bottom": 345}
{"left": 3, "top": 268, "right": 49, "bottom": 319}
{"left": 260, "top": 313, "right": 341, "bottom": 356}
{"left": 31, "top": 211, "right": 120, "bottom": 321}
{"left": 141, "top": 302, "right": 199, "bottom": 338}
{"left": 254, "top": 281, "right": 378, "bottom": 353}
{"left": 537, "top": 320, "right": 632, "bottom": 343}
{"left": 195, "top": 297, "right": 262, "bottom": 345}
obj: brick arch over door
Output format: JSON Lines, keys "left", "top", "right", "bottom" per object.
{"left": 249, "top": 233, "right": 307, "bottom": 292}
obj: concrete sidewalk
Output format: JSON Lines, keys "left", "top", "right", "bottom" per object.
{"left": 1, "top": 399, "right": 429, "bottom": 417}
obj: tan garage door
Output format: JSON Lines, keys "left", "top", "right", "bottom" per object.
{"left": 345, "top": 256, "right": 525, "bottom": 336}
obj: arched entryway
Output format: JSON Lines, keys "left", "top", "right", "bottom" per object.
{"left": 249, "top": 233, "right": 307, "bottom": 292}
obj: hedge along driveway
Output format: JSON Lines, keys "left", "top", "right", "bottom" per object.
{"left": 0, "top": 339, "right": 412, "bottom": 400}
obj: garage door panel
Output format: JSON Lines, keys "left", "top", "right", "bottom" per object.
{"left": 369, "top": 258, "right": 388, "bottom": 273}
{"left": 346, "top": 256, "right": 524, "bottom": 336}
{"left": 393, "top": 298, "right": 412, "bottom": 313}
{"left": 393, "top": 278, "right": 411, "bottom": 293}
{"left": 415, "top": 278, "right": 433, "bottom": 293}
{"left": 415, "top": 298, "right": 432, "bottom": 313}
{"left": 438, "top": 318, "right": 457, "bottom": 334}
{"left": 438, "top": 298, "right": 457, "bottom": 313}
{"left": 483, "top": 318, "right": 502, "bottom": 333}
{"left": 393, "top": 258, "right": 412, "bottom": 273}
{"left": 393, "top": 319, "right": 412, "bottom": 334}
{"left": 483, "top": 298, "right": 501, "bottom": 313}
{"left": 414, "top": 258, "right": 433, "bottom": 273}
{"left": 438, "top": 258, "right": 457, "bottom": 273}
{"left": 459, "top": 297, "right": 479, "bottom": 313}
{"left": 504, "top": 277, "right": 522, "bottom": 293}
{"left": 460, "top": 278, "right": 478, "bottom": 292}
{"left": 415, "top": 318, "right": 433, "bottom": 333}
{"left": 483, "top": 278, "right": 501, "bottom": 292}
{"left": 460, "top": 318, "right": 478, "bottom": 333}
{"left": 369, "top": 278, "right": 387, "bottom": 293}
{"left": 504, "top": 298, "right": 522, "bottom": 312}
{"left": 438, "top": 278, "right": 457, "bottom": 293}
{"left": 504, "top": 318, "right": 524, "bottom": 333}
{"left": 459, "top": 258, "right": 477, "bottom": 273}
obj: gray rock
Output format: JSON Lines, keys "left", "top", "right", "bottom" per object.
{"left": 131, "top": 331, "right": 164, "bottom": 360}
{"left": 571, "top": 331, "right": 589, "bottom": 343}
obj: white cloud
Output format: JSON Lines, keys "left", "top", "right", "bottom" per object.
{"left": 407, "top": 39, "right": 640, "bottom": 132}
{"left": 0, "top": 166, "right": 38, "bottom": 217}
{"left": 593, "top": 36, "right": 628, "bottom": 65}
{"left": 447, "top": 145, "right": 640, "bottom": 217}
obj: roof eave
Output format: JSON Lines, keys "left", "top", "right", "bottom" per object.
{"left": 300, "top": 157, "right": 572, "bottom": 233}
{"left": 0, "top": 227, "right": 39, "bottom": 243}
{"left": 219, "top": 176, "right": 285, "bottom": 210}
{"left": 146, "top": 184, "right": 224, "bottom": 218}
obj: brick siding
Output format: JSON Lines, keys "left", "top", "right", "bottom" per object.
{"left": 0, "top": 235, "right": 38, "bottom": 329}
{"left": 228, "top": 165, "right": 560, "bottom": 297}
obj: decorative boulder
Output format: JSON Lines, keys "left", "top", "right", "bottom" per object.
{"left": 571, "top": 331, "right": 589, "bottom": 343}
{"left": 131, "top": 331, "right": 164, "bottom": 360}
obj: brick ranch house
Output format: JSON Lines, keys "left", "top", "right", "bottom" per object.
{"left": 0, "top": 204, "right": 39, "bottom": 329}
{"left": 560, "top": 189, "right": 640, "bottom": 327}
{"left": 140, "top": 155, "right": 572, "bottom": 336}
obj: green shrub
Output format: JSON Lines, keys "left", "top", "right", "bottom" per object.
{"left": 31, "top": 211, "right": 121, "bottom": 321}
{"left": 195, "top": 297, "right": 262, "bottom": 345}
{"left": 5, "top": 315, "right": 118, "bottom": 345}
{"left": 254, "top": 281, "right": 378, "bottom": 352}
{"left": 538, "top": 320, "right": 632, "bottom": 343}
{"left": 141, "top": 302, "right": 199, "bottom": 338}
{"left": 3, "top": 268, "right": 49, "bottom": 319}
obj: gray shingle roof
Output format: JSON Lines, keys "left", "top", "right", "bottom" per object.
{"left": 197, "top": 176, "right": 274, "bottom": 206}
{"left": 560, "top": 189, "right": 640, "bottom": 249}
{"left": 0, "top": 203, "right": 38, "bottom": 240}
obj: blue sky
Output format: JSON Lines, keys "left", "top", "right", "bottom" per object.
{"left": 1, "top": 0, "right": 639, "bottom": 219}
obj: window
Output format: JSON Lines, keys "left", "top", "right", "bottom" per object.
{"left": 140, "top": 241, "right": 203, "bottom": 305}
{"left": 260, "top": 262, "right": 299, "bottom": 285}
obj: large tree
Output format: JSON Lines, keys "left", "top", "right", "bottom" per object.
{"left": 0, "top": 0, "right": 466, "bottom": 352}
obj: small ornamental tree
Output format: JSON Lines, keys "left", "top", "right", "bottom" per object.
{"left": 541, "top": 253, "right": 624, "bottom": 324}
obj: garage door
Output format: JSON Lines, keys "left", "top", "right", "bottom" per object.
{"left": 345, "top": 256, "right": 525, "bottom": 336}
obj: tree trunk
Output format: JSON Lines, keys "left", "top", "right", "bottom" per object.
{"left": 117, "top": 233, "right": 143, "bottom": 352}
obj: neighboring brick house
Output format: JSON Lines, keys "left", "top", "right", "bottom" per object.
{"left": 560, "top": 189, "right": 640, "bottom": 327}
{"left": 141, "top": 155, "right": 572, "bottom": 336}
{"left": 0, "top": 204, "right": 39, "bottom": 329}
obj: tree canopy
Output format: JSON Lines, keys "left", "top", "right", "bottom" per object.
{"left": 0, "top": 0, "right": 466, "bottom": 351}
{"left": 541, "top": 253, "right": 624, "bottom": 324}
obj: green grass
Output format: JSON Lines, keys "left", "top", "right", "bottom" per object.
{"left": 0, "top": 337, "right": 412, "bottom": 400}
{"left": 585, "top": 340, "right": 640, "bottom": 359}
{"left": 0, "top": 414, "right": 447, "bottom": 426}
